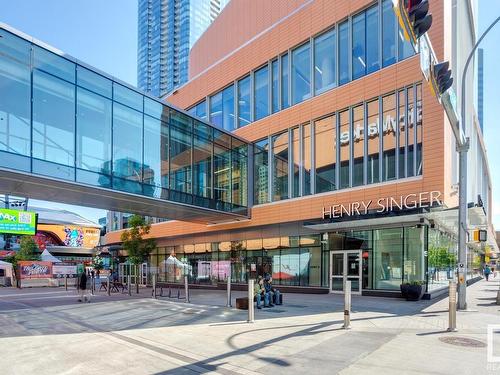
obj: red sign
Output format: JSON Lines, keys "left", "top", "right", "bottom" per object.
{"left": 18, "top": 261, "right": 52, "bottom": 279}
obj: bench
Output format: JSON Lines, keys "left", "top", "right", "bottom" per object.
{"left": 235, "top": 294, "right": 283, "bottom": 310}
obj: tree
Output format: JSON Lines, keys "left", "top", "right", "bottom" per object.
{"left": 120, "top": 215, "right": 156, "bottom": 293}
{"left": 16, "top": 236, "right": 40, "bottom": 262}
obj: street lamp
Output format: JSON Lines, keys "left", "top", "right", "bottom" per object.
{"left": 457, "top": 15, "right": 500, "bottom": 310}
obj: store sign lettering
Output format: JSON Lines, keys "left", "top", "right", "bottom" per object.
{"left": 339, "top": 102, "right": 422, "bottom": 145}
{"left": 322, "top": 191, "right": 442, "bottom": 219}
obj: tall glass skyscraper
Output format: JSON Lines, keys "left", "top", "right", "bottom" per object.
{"left": 138, "top": 0, "right": 229, "bottom": 98}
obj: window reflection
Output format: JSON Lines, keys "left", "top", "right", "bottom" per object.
{"left": 292, "top": 127, "right": 300, "bottom": 197}
{"left": 366, "top": 5, "right": 379, "bottom": 74}
{"left": 193, "top": 129, "right": 212, "bottom": 199}
{"left": 407, "top": 86, "right": 415, "bottom": 177}
{"left": 339, "top": 110, "right": 350, "bottom": 189}
{"left": 272, "top": 132, "right": 289, "bottom": 201}
{"left": 292, "top": 43, "right": 311, "bottom": 105}
{"left": 169, "top": 125, "right": 192, "bottom": 195}
{"left": 382, "top": 94, "right": 397, "bottom": 181}
{"left": 416, "top": 84, "right": 422, "bottom": 175}
{"left": 382, "top": 0, "right": 396, "bottom": 67}
{"left": 303, "top": 124, "right": 312, "bottom": 195}
{"left": 214, "top": 144, "right": 231, "bottom": 206}
{"left": 367, "top": 99, "right": 380, "bottom": 184}
{"left": 254, "top": 65, "right": 269, "bottom": 120}
{"left": 398, "top": 89, "right": 406, "bottom": 178}
{"left": 352, "top": 12, "right": 366, "bottom": 80}
{"left": 314, "top": 29, "right": 336, "bottom": 94}
{"left": 254, "top": 139, "right": 269, "bottom": 204}
{"left": 237, "top": 76, "right": 251, "bottom": 127}
{"left": 352, "top": 105, "right": 364, "bottom": 186}
{"left": 281, "top": 54, "right": 290, "bottom": 109}
{"left": 271, "top": 59, "right": 279, "bottom": 113}
{"left": 33, "top": 70, "right": 75, "bottom": 167}
{"left": 339, "top": 21, "right": 350, "bottom": 85}
{"left": 315, "top": 115, "right": 336, "bottom": 193}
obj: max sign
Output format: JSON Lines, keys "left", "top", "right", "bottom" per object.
{"left": 322, "top": 191, "right": 442, "bottom": 219}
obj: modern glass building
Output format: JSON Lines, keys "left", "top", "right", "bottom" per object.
{"left": 0, "top": 24, "right": 249, "bottom": 222}
{"left": 105, "top": 0, "right": 498, "bottom": 298}
{"left": 137, "top": 0, "right": 229, "bottom": 97}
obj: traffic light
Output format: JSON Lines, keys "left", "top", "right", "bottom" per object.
{"left": 431, "top": 61, "right": 454, "bottom": 96}
{"left": 393, "top": 0, "right": 433, "bottom": 45}
{"left": 472, "top": 229, "right": 487, "bottom": 242}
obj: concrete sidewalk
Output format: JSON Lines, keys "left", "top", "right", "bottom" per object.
{"left": 0, "top": 277, "right": 499, "bottom": 374}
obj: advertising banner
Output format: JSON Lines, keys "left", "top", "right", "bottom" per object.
{"left": 37, "top": 224, "right": 100, "bottom": 248}
{"left": 0, "top": 209, "right": 37, "bottom": 235}
{"left": 52, "top": 264, "right": 78, "bottom": 278}
{"left": 18, "top": 261, "right": 52, "bottom": 279}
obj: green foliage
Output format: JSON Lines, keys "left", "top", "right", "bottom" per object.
{"left": 16, "top": 236, "right": 40, "bottom": 262}
{"left": 120, "top": 215, "right": 156, "bottom": 265}
{"left": 402, "top": 280, "right": 425, "bottom": 286}
{"left": 428, "top": 246, "right": 456, "bottom": 269}
{"left": 92, "top": 255, "right": 104, "bottom": 270}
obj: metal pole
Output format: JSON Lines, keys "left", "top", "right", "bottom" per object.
{"left": 447, "top": 281, "right": 457, "bottom": 332}
{"left": 152, "top": 273, "right": 156, "bottom": 299}
{"left": 127, "top": 275, "right": 131, "bottom": 296}
{"left": 457, "top": 15, "right": 500, "bottom": 311}
{"left": 226, "top": 274, "right": 232, "bottom": 307}
{"left": 247, "top": 279, "right": 255, "bottom": 323}
{"left": 184, "top": 275, "right": 190, "bottom": 303}
{"left": 107, "top": 275, "right": 111, "bottom": 296}
{"left": 343, "top": 280, "right": 351, "bottom": 329}
{"left": 64, "top": 275, "right": 68, "bottom": 291}
{"left": 91, "top": 276, "right": 95, "bottom": 296}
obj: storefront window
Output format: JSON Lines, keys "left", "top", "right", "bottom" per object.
{"left": 193, "top": 128, "right": 212, "bottom": 199}
{"left": 403, "top": 227, "right": 426, "bottom": 283}
{"left": 427, "top": 229, "right": 457, "bottom": 291}
{"left": 209, "top": 91, "right": 222, "bottom": 129}
{"left": 352, "top": 105, "right": 364, "bottom": 186}
{"left": 214, "top": 144, "right": 231, "bottom": 205}
{"left": 314, "top": 115, "right": 336, "bottom": 193}
{"left": 382, "top": 94, "right": 397, "bottom": 181}
{"left": 143, "top": 115, "right": 168, "bottom": 194}
{"left": 272, "top": 132, "right": 289, "bottom": 201}
{"left": 339, "top": 110, "right": 350, "bottom": 189}
{"left": 280, "top": 247, "right": 300, "bottom": 286}
{"left": 314, "top": 29, "right": 336, "bottom": 94}
{"left": 367, "top": 99, "right": 379, "bottom": 184}
{"left": 373, "top": 228, "right": 403, "bottom": 290}
{"left": 169, "top": 125, "right": 192, "bottom": 195}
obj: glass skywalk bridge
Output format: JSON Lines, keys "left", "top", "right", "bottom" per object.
{"left": 0, "top": 24, "right": 249, "bottom": 223}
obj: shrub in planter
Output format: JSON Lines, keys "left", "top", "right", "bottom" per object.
{"left": 400, "top": 281, "right": 425, "bottom": 301}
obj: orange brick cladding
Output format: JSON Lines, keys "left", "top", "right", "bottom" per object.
{"left": 104, "top": 0, "right": 447, "bottom": 245}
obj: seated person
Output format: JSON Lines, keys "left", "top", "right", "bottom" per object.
{"left": 254, "top": 276, "right": 271, "bottom": 309}
{"left": 264, "top": 274, "right": 281, "bottom": 305}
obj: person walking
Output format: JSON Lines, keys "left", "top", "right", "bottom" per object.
{"left": 484, "top": 264, "right": 491, "bottom": 281}
{"left": 78, "top": 271, "right": 89, "bottom": 302}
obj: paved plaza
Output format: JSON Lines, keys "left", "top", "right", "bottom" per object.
{"left": 0, "top": 277, "right": 499, "bottom": 375}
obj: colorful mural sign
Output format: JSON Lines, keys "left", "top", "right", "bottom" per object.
{"left": 37, "top": 224, "right": 100, "bottom": 248}
{"left": 18, "top": 261, "right": 52, "bottom": 279}
{"left": 0, "top": 209, "right": 37, "bottom": 235}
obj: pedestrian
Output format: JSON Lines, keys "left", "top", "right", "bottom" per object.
{"left": 96, "top": 269, "right": 100, "bottom": 279}
{"left": 90, "top": 269, "right": 95, "bottom": 279}
{"left": 484, "top": 264, "right": 491, "bottom": 281}
{"left": 78, "top": 271, "right": 89, "bottom": 302}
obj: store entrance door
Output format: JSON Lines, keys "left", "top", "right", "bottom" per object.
{"left": 329, "top": 250, "right": 362, "bottom": 294}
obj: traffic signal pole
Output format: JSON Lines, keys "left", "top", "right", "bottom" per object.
{"left": 457, "top": 15, "right": 500, "bottom": 310}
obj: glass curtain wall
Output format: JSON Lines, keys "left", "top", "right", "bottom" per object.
{"left": 292, "top": 43, "right": 311, "bottom": 105}
{"left": 315, "top": 115, "right": 336, "bottom": 193}
{"left": 0, "top": 27, "right": 248, "bottom": 214}
{"left": 303, "top": 124, "right": 312, "bottom": 195}
{"left": 314, "top": 29, "right": 336, "bottom": 94}
{"left": 237, "top": 76, "right": 251, "bottom": 127}
{"left": 407, "top": 86, "right": 415, "bottom": 177}
{"left": 281, "top": 54, "right": 290, "bottom": 109}
{"left": 291, "top": 127, "right": 300, "bottom": 198}
{"left": 255, "top": 65, "right": 269, "bottom": 120}
{"left": 339, "top": 110, "right": 350, "bottom": 189}
{"left": 367, "top": 99, "right": 379, "bottom": 184}
{"left": 272, "top": 132, "right": 289, "bottom": 201}
{"left": 254, "top": 139, "right": 269, "bottom": 204}
{"left": 272, "top": 59, "right": 279, "bottom": 113}
{"left": 382, "top": 93, "right": 397, "bottom": 181}
{"left": 352, "top": 105, "right": 364, "bottom": 186}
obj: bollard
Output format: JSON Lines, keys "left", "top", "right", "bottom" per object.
{"left": 127, "top": 275, "right": 131, "bottom": 296}
{"left": 184, "top": 275, "right": 190, "bottom": 303}
{"left": 91, "top": 276, "right": 95, "bottom": 296}
{"left": 447, "top": 281, "right": 457, "bottom": 332}
{"left": 496, "top": 288, "right": 500, "bottom": 305}
{"left": 152, "top": 273, "right": 156, "bottom": 299}
{"left": 343, "top": 280, "right": 351, "bottom": 329}
{"left": 247, "top": 279, "right": 255, "bottom": 323}
{"left": 107, "top": 275, "right": 111, "bottom": 296}
{"left": 226, "top": 275, "right": 232, "bottom": 307}
{"left": 64, "top": 275, "right": 68, "bottom": 291}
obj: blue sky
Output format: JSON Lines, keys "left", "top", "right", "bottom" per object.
{"left": 0, "top": 0, "right": 138, "bottom": 223}
{"left": 1, "top": 1, "right": 499, "bottom": 228}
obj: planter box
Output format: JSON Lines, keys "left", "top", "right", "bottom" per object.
{"left": 401, "top": 284, "right": 424, "bottom": 301}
